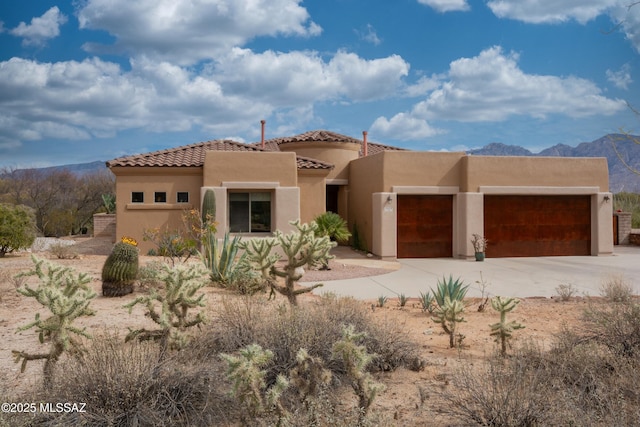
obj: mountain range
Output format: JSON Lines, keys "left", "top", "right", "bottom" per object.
{"left": 467, "top": 134, "right": 640, "bottom": 193}
{"left": 10, "top": 134, "right": 640, "bottom": 193}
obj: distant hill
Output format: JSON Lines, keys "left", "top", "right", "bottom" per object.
{"left": 29, "top": 160, "right": 108, "bottom": 176}
{"left": 7, "top": 134, "right": 640, "bottom": 193}
{"left": 468, "top": 134, "right": 640, "bottom": 193}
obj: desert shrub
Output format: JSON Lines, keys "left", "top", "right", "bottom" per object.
{"left": 0, "top": 203, "right": 36, "bottom": 257}
{"left": 48, "top": 241, "right": 79, "bottom": 259}
{"left": 555, "top": 283, "right": 577, "bottom": 301}
{"left": 32, "top": 332, "right": 230, "bottom": 427}
{"left": 136, "top": 260, "right": 166, "bottom": 290}
{"left": 581, "top": 300, "right": 640, "bottom": 358}
{"left": 599, "top": 273, "right": 634, "bottom": 302}
{"left": 202, "top": 294, "right": 422, "bottom": 381}
{"left": 539, "top": 329, "right": 640, "bottom": 425}
{"left": 440, "top": 346, "right": 555, "bottom": 426}
{"left": 142, "top": 227, "right": 197, "bottom": 265}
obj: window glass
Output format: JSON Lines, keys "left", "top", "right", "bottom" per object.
{"left": 132, "top": 192, "right": 144, "bottom": 203}
{"left": 154, "top": 192, "right": 167, "bottom": 203}
{"left": 177, "top": 192, "right": 189, "bottom": 203}
{"left": 229, "top": 192, "right": 271, "bottom": 233}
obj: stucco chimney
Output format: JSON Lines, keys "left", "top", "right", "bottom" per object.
{"left": 261, "top": 120, "right": 266, "bottom": 149}
{"left": 362, "top": 130, "right": 368, "bottom": 157}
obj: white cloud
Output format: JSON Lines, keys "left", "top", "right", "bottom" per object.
{"left": 213, "top": 49, "right": 410, "bottom": 103}
{"left": 356, "top": 24, "right": 382, "bottom": 45}
{"left": 77, "top": 0, "right": 322, "bottom": 65}
{"left": 414, "top": 46, "right": 625, "bottom": 122}
{"left": 0, "top": 46, "right": 410, "bottom": 146}
{"left": 607, "top": 64, "right": 633, "bottom": 89}
{"left": 610, "top": 3, "right": 640, "bottom": 53}
{"left": 10, "top": 6, "right": 67, "bottom": 46}
{"left": 417, "top": 0, "right": 470, "bottom": 13}
{"left": 487, "top": 0, "right": 618, "bottom": 24}
{"left": 485, "top": 1, "right": 640, "bottom": 52}
{"left": 370, "top": 113, "right": 443, "bottom": 140}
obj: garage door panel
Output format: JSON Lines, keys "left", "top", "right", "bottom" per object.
{"left": 397, "top": 195, "right": 453, "bottom": 258}
{"left": 485, "top": 195, "right": 591, "bottom": 257}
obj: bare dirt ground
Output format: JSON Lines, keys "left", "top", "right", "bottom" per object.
{"left": 0, "top": 237, "right": 588, "bottom": 425}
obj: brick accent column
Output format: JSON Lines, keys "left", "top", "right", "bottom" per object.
{"left": 93, "top": 213, "right": 116, "bottom": 242}
{"left": 614, "top": 212, "right": 632, "bottom": 245}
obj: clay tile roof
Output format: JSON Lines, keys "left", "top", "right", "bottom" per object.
{"left": 296, "top": 155, "right": 334, "bottom": 170}
{"left": 359, "top": 142, "right": 407, "bottom": 157}
{"left": 106, "top": 139, "right": 334, "bottom": 170}
{"left": 254, "top": 129, "right": 408, "bottom": 157}
{"left": 106, "top": 140, "right": 263, "bottom": 167}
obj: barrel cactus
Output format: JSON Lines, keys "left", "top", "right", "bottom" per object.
{"left": 102, "top": 237, "right": 139, "bottom": 297}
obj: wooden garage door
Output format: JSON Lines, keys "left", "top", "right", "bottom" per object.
{"left": 397, "top": 195, "right": 453, "bottom": 258}
{"left": 484, "top": 195, "right": 591, "bottom": 257}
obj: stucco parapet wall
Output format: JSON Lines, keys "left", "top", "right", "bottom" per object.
{"left": 463, "top": 156, "right": 609, "bottom": 192}
{"left": 479, "top": 186, "right": 601, "bottom": 195}
{"left": 222, "top": 182, "right": 279, "bottom": 189}
{"left": 204, "top": 151, "right": 297, "bottom": 187}
{"left": 392, "top": 186, "right": 460, "bottom": 194}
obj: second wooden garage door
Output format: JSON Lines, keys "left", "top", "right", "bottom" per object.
{"left": 397, "top": 195, "right": 453, "bottom": 258}
{"left": 484, "top": 195, "right": 591, "bottom": 257}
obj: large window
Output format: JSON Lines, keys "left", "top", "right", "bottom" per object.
{"left": 229, "top": 192, "right": 271, "bottom": 233}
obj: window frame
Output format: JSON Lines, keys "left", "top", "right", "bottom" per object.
{"left": 154, "top": 191, "right": 167, "bottom": 203}
{"left": 131, "top": 192, "right": 144, "bottom": 203}
{"left": 228, "top": 191, "right": 272, "bottom": 233}
{"left": 176, "top": 192, "right": 189, "bottom": 203}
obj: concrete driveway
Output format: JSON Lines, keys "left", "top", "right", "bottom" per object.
{"left": 312, "top": 246, "right": 640, "bottom": 300}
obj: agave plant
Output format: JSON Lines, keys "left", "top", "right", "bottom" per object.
{"left": 432, "top": 275, "right": 469, "bottom": 308}
{"left": 200, "top": 230, "right": 245, "bottom": 285}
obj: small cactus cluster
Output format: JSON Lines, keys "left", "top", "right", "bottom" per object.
{"left": 102, "top": 237, "right": 139, "bottom": 297}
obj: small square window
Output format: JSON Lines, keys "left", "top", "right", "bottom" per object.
{"left": 131, "top": 192, "right": 144, "bottom": 203}
{"left": 154, "top": 192, "right": 167, "bottom": 203}
{"left": 177, "top": 192, "right": 189, "bottom": 203}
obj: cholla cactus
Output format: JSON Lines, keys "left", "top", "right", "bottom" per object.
{"left": 432, "top": 296, "right": 466, "bottom": 348}
{"left": 490, "top": 296, "right": 525, "bottom": 356}
{"left": 331, "top": 324, "right": 386, "bottom": 422}
{"left": 102, "top": 238, "right": 139, "bottom": 297}
{"left": 12, "top": 256, "right": 95, "bottom": 388}
{"left": 240, "top": 220, "right": 336, "bottom": 305}
{"left": 124, "top": 263, "right": 207, "bottom": 358}
{"left": 220, "top": 344, "right": 289, "bottom": 421}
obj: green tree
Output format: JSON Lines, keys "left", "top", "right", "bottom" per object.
{"left": 0, "top": 203, "right": 36, "bottom": 257}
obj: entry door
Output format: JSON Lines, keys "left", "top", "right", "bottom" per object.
{"left": 397, "top": 195, "right": 453, "bottom": 258}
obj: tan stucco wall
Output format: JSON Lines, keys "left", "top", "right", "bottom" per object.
{"left": 348, "top": 153, "right": 385, "bottom": 253}
{"left": 349, "top": 152, "right": 611, "bottom": 259}
{"left": 110, "top": 166, "right": 203, "bottom": 254}
{"left": 203, "top": 151, "right": 297, "bottom": 187}
{"left": 279, "top": 142, "right": 360, "bottom": 180}
{"left": 380, "top": 151, "right": 465, "bottom": 190}
{"left": 462, "top": 156, "right": 609, "bottom": 192}
{"left": 297, "top": 171, "right": 328, "bottom": 224}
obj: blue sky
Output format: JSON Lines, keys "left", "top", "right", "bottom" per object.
{"left": 0, "top": 0, "right": 639, "bottom": 167}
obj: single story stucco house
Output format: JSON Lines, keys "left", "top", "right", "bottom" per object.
{"left": 106, "top": 129, "right": 613, "bottom": 259}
